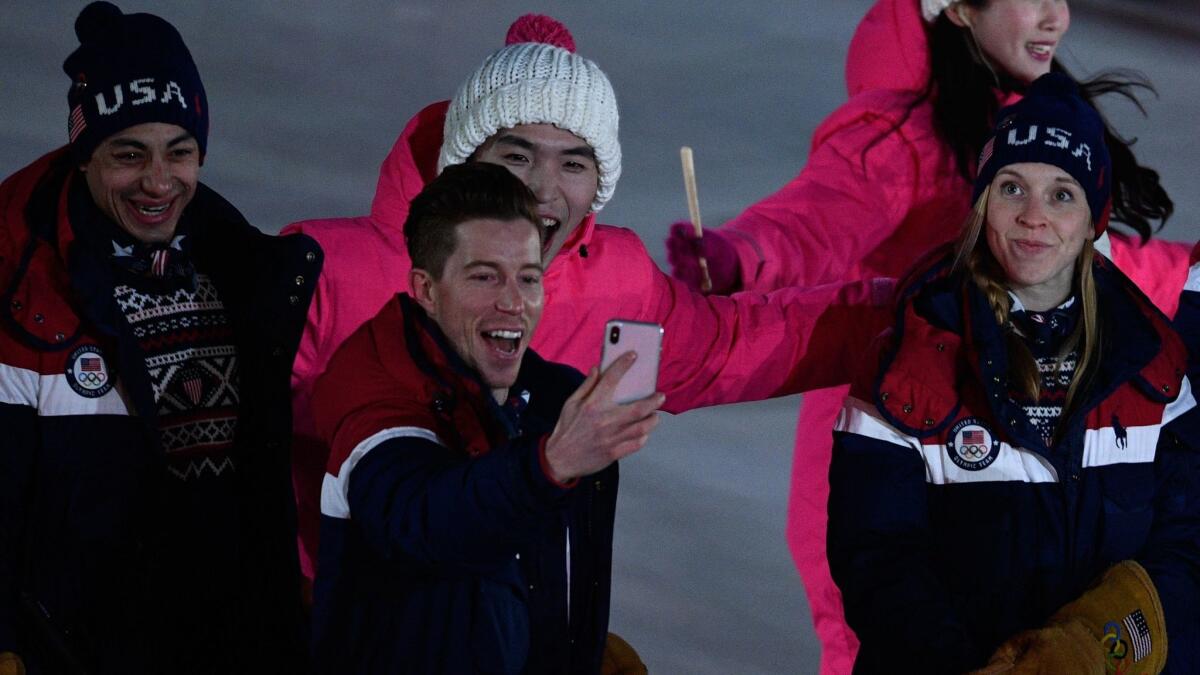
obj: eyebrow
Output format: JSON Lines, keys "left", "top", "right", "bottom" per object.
{"left": 464, "top": 260, "right": 545, "bottom": 273}
{"left": 494, "top": 134, "right": 595, "bottom": 160}
{"left": 995, "top": 168, "right": 1080, "bottom": 185}
{"left": 108, "top": 133, "right": 195, "bottom": 149}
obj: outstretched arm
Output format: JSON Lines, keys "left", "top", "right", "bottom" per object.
{"left": 641, "top": 245, "right": 895, "bottom": 413}
{"left": 671, "top": 99, "right": 942, "bottom": 293}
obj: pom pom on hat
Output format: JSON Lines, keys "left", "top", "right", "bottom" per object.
{"left": 973, "top": 72, "right": 1113, "bottom": 234}
{"left": 505, "top": 14, "right": 576, "bottom": 52}
{"left": 921, "top": 0, "right": 956, "bottom": 23}
{"left": 75, "top": 1, "right": 123, "bottom": 42}
{"left": 439, "top": 14, "right": 621, "bottom": 213}
{"left": 64, "top": 1, "right": 208, "bottom": 162}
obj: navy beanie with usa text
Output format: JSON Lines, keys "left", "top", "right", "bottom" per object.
{"left": 973, "top": 72, "right": 1112, "bottom": 235}
{"left": 63, "top": 1, "right": 208, "bottom": 163}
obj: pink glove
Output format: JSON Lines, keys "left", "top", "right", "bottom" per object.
{"left": 665, "top": 221, "right": 740, "bottom": 294}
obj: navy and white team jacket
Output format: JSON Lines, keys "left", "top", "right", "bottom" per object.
{"left": 310, "top": 294, "right": 617, "bottom": 674}
{"left": 1174, "top": 242, "right": 1200, "bottom": 377}
{"left": 0, "top": 150, "right": 319, "bottom": 674}
{"left": 829, "top": 255, "right": 1200, "bottom": 674}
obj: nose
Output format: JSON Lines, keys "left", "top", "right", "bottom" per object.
{"left": 525, "top": 161, "right": 556, "bottom": 204}
{"left": 1039, "top": 0, "right": 1068, "bottom": 33}
{"left": 140, "top": 156, "right": 172, "bottom": 196}
{"left": 1017, "top": 198, "right": 1049, "bottom": 228}
{"left": 495, "top": 278, "right": 524, "bottom": 314}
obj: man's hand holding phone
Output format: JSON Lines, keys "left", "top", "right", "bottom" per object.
{"left": 543, "top": 351, "right": 664, "bottom": 484}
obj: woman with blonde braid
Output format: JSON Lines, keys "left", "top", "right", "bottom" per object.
{"left": 665, "top": 2, "right": 1191, "bottom": 670}
{"left": 828, "top": 73, "right": 1199, "bottom": 674}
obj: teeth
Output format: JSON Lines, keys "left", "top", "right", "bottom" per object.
{"left": 542, "top": 218, "right": 558, "bottom": 229}
{"left": 485, "top": 330, "right": 522, "bottom": 339}
{"left": 136, "top": 204, "right": 168, "bottom": 215}
{"left": 1029, "top": 44, "right": 1051, "bottom": 55}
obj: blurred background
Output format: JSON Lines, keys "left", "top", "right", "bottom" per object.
{"left": 3, "top": 2, "right": 1197, "bottom": 671}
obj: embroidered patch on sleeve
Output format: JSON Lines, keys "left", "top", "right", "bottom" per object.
{"left": 946, "top": 417, "right": 1000, "bottom": 471}
{"left": 65, "top": 344, "right": 116, "bottom": 398}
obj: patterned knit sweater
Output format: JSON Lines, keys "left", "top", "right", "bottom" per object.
{"left": 1008, "top": 294, "right": 1080, "bottom": 447}
{"left": 113, "top": 273, "right": 239, "bottom": 480}
{"left": 68, "top": 179, "right": 239, "bottom": 481}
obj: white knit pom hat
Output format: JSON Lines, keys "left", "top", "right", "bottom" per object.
{"left": 437, "top": 14, "right": 620, "bottom": 213}
{"left": 921, "top": 0, "right": 956, "bottom": 22}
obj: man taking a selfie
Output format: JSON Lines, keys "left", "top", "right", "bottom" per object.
{"left": 287, "top": 13, "right": 892, "bottom": 588}
{"left": 310, "top": 162, "right": 659, "bottom": 673}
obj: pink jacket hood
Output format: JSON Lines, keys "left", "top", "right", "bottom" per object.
{"left": 845, "top": 0, "right": 930, "bottom": 96}
{"left": 367, "top": 99, "right": 600, "bottom": 256}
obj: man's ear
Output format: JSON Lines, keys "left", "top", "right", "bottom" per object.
{"left": 409, "top": 268, "right": 438, "bottom": 317}
{"left": 945, "top": 2, "right": 974, "bottom": 29}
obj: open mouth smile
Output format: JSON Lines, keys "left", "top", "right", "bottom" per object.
{"left": 540, "top": 217, "right": 560, "bottom": 254}
{"left": 482, "top": 328, "right": 523, "bottom": 355}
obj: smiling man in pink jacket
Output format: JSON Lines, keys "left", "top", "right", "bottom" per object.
{"left": 284, "top": 14, "right": 894, "bottom": 583}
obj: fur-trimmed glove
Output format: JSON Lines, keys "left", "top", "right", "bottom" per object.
{"left": 601, "top": 632, "right": 648, "bottom": 674}
{"left": 0, "top": 652, "right": 25, "bottom": 675}
{"left": 665, "top": 222, "right": 740, "bottom": 294}
{"left": 974, "top": 560, "right": 1166, "bottom": 674}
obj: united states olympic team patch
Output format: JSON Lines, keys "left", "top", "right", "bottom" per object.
{"left": 946, "top": 417, "right": 1000, "bottom": 471}
{"left": 66, "top": 344, "right": 115, "bottom": 398}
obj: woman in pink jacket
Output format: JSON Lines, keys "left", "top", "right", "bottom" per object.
{"left": 665, "top": 0, "right": 1190, "bottom": 672}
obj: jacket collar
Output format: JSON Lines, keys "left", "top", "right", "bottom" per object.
{"left": 0, "top": 146, "right": 275, "bottom": 352}
{"left": 0, "top": 148, "right": 84, "bottom": 350}
{"left": 397, "top": 293, "right": 552, "bottom": 444}
{"left": 876, "top": 254, "right": 1185, "bottom": 446}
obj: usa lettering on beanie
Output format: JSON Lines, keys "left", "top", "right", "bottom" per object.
{"left": 63, "top": 1, "right": 208, "bottom": 162}
{"left": 973, "top": 72, "right": 1112, "bottom": 234}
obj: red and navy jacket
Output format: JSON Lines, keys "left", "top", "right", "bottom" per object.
{"left": 311, "top": 293, "right": 616, "bottom": 674}
{"left": 829, "top": 255, "right": 1200, "bottom": 674}
{"left": 0, "top": 150, "right": 319, "bottom": 674}
{"left": 1174, "top": 242, "right": 1200, "bottom": 378}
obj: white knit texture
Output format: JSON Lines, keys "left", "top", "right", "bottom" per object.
{"left": 922, "top": 0, "right": 956, "bottom": 22}
{"left": 438, "top": 42, "right": 621, "bottom": 213}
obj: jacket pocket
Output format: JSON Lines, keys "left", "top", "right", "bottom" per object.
{"left": 1099, "top": 465, "right": 1154, "bottom": 562}
{"left": 470, "top": 574, "right": 530, "bottom": 674}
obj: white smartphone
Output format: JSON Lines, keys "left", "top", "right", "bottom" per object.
{"left": 599, "top": 319, "right": 663, "bottom": 404}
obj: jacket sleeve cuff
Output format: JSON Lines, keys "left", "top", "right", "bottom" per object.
{"left": 725, "top": 228, "right": 767, "bottom": 291}
{"left": 537, "top": 435, "right": 579, "bottom": 490}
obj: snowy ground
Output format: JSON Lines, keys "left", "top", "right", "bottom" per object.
{"left": 3, "top": 2, "right": 1197, "bottom": 672}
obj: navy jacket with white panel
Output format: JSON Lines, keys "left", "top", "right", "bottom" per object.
{"left": 1174, "top": 242, "right": 1200, "bottom": 379}
{"left": 829, "top": 254, "right": 1200, "bottom": 674}
{"left": 0, "top": 150, "right": 317, "bottom": 674}
{"left": 310, "top": 293, "right": 616, "bottom": 674}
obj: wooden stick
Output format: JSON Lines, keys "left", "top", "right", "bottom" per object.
{"left": 679, "top": 146, "right": 713, "bottom": 292}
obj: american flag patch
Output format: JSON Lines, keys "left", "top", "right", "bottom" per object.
{"left": 151, "top": 249, "right": 170, "bottom": 277}
{"left": 80, "top": 357, "right": 102, "bottom": 372}
{"left": 183, "top": 376, "right": 203, "bottom": 406}
{"left": 978, "top": 137, "right": 995, "bottom": 172}
{"left": 962, "top": 429, "right": 985, "bottom": 445}
{"left": 1123, "top": 609, "right": 1152, "bottom": 662}
{"left": 68, "top": 104, "right": 87, "bottom": 142}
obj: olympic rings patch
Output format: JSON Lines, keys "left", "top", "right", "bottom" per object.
{"left": 946, "top": 417, "right": 1000, "bottom": 471}
{"left": 65, "top": 344, "right": 115, "bottom": 398}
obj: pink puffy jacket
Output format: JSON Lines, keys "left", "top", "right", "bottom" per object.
{"left": 712, "top": 1, "right": 1192, "bottom": 673}
{"left": 284, "top": 100, "right": 895, "bottom": 579}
